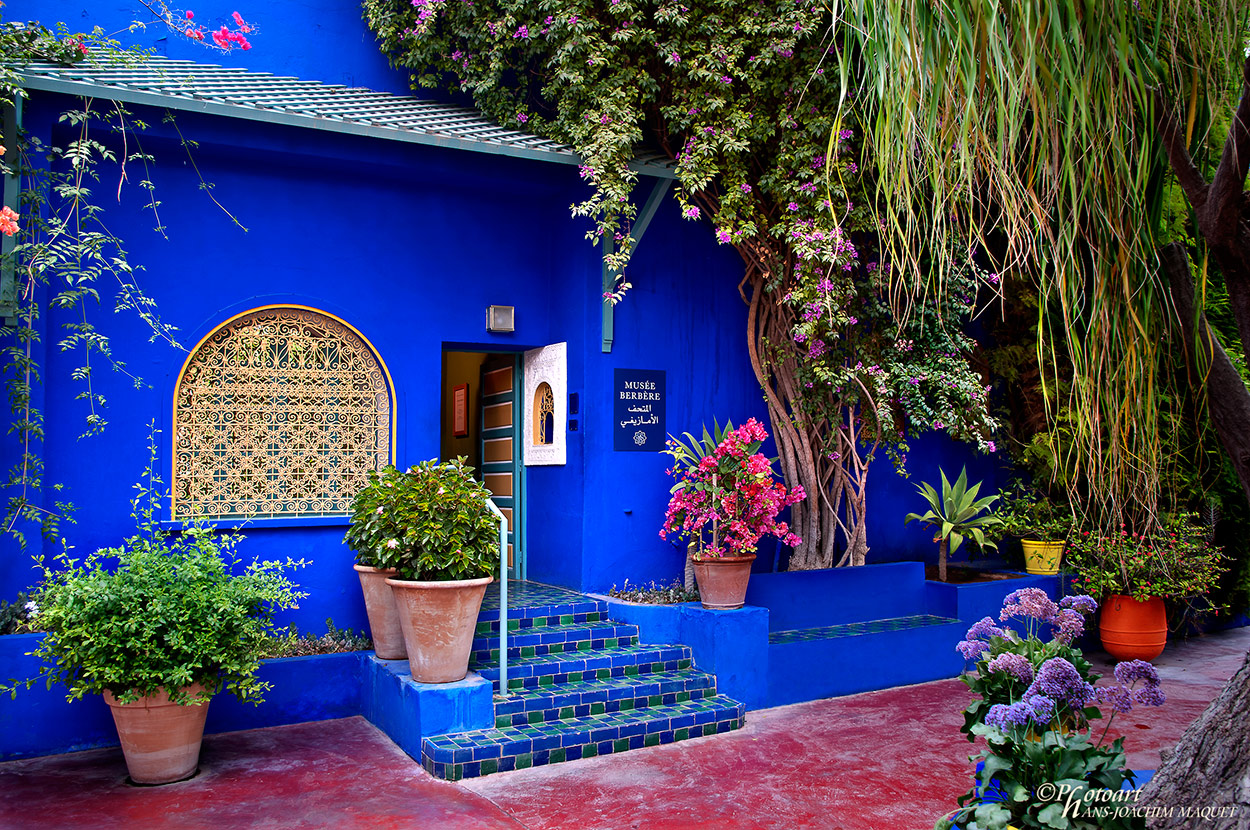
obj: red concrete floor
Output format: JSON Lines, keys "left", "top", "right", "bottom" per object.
{"left": 2, "top": 626, "right": 1246, "bottom": 830}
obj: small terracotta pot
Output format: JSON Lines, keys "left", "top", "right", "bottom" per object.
{"left": 102, "top": 684, "right": 211, "bottom": 785}
{"left": 1021, "top": 540, "right": 1064, "bottom": 575}
{"left": 353, "top": 564, "right": 407, "bottom": 660}
{"left": 1100, "top": 594, "right": 1168, "bottom": 661}
{"left": 692, "top": 554, "right": 756, "bottom": 610}
{"left": 385, "top": 575, "right": 493, "bottom": 683}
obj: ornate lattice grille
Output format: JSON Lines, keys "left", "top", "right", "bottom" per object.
{"left": 535, "top": 382, "right": 554, "bottom": 445}
{"left": 174, "top": 307, "right": 391, "bottom": 519}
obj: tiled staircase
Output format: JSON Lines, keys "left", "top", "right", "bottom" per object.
{"left": 420, "top": 583, "right": 745, "bottom": 780}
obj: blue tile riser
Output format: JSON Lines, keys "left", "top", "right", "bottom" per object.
{"left": 476, "top": 600, "right": 606, "bottom": 626}
{"left": 469, "top": 633, "right": 642, "bottom": 667}
{"left": 474, "top": 610, "right": 607, "bottom": 637}
{"left": 495, "top": 687, "right": 718, "bottom": 728}
{"left": 470, "top": 621, "right": 641, "bottom": 654}
{"left": 421, "top": 696, "right": 747, "bottom": 780}
{"left": 494, "top": 669, "right": 717, "bottom": 717}
{"left": 482, "top": 656, "right": 694, "bottom": 692}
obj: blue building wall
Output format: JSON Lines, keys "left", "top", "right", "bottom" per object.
{"left": 0, "top": 81, "right": 767, "bottom": 629}
{"left": 2, "top": 3, "right": 1003, "bottom": 632}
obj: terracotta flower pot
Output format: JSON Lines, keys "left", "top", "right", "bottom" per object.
{"left": 385, "top": 575, "right": 493, "bottom": 683}
{"left": 1021, "top": 539, "right": 1064, "bottom": 575}
{"left": 692, "top": 554, "right": 756, "bottom": 610}
{"left": 353, "top": 564, "right": 407, "bottom": 660}
{"left": 102, "top": 684, "right": 211, "bottom": 785}
{"left": 1100, "top": 594, "right": 1167, "bottom": 661}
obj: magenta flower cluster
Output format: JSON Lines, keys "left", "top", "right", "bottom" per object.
{"left": 659, "top": 418, "right": 805, "bottom": 558}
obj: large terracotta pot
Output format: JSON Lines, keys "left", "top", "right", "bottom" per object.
{"left": 385, "top": 575, "right": 493, "bottom": 683}
{"left": 1021, "top": 539, "right": 1064, "bottom": 575}
{"left": 1100, "top": 594, "right": 1168, "bottom": 661}
{"left": 353, "top": 564, "right": 407, "bottom": 660}
{"left": 102, "top": 684, "right": 211, "bottom": 785}
{"left": 692, "top": 554, "right": 756, "bottom": 610}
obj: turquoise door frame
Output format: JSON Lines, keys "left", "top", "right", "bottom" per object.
{"left": 476, "top": 352, "right": 526, "bottom": 580}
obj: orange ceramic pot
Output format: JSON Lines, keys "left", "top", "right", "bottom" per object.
{"left": 353, "top": 565, "right": 407, "bottom": 660}
{"left": 1100, "top": 594, "right": 1167, "bottom": 661}
{"left": 102, "top": 684, "right": 211, "bottom": 784}
{"left": 692, "top": 554, "right": 756, "bottom": 610}
{"left": 385, "top": 575, "right": 493, "bottom": 683}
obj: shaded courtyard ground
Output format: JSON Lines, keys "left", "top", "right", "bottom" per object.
{"left": 2, "top": 625, "right": 1246, "bottom": 830}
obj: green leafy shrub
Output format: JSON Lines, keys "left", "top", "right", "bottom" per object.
{"left": 994, "top": 484, "right": 1074, "bottom": 543}
{"left": 26, "top": 530, "right": 304, "bottom": 705}
{"left": 258, "top": 619, "right": 372, "bottom": 659}
{"left": 1066, "top": 515, "right": 1226, "bottom": 602}
{"left": 344, "top": 459, "right": 501, "bottom": 582}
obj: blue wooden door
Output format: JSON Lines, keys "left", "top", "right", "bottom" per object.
{"left": 479, "top": 355, "right": 523, "bottom": 579}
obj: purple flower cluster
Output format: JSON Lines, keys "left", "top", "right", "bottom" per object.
{"left": 986, "top": 652, "right": 1034, "bottom": 685}
{"left": 1024, "top": 658, "right": 1095, "bottom": 711}
{"left": 1097, "top": 660, "right": 1167, "bottom": 713}
{"left": 1000, "top": 588, "right": 1059, "bottom": 623}
{"left": 984, "top": 694, "right": 1056, "bottom": 729}
{"left": 957, "top": 616, "right": 1006, "bottom": 660}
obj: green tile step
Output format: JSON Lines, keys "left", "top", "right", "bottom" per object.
{"left": 477, "top": 581, "right": 606, "bottom": 626}
{"left": 422, "top": 694, "right": 747, "bottom": 780}
{"left": 469, "top": 620, "right": 640, "bottom": 666}
{"left": 768, "top": 614, "right": 961, "bottom": 644}
{"left": 474, "top": 608, "right": 606, "bottom": 638}
{"left": 492, "top": 667, "right": 720, "bottom": 727}
{"left": 475, "top": 643, "right": 694, "bottom": 692}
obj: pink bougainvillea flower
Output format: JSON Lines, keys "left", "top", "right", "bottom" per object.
{"left": 0, "top": 206, "right": 20, "bottom": 237}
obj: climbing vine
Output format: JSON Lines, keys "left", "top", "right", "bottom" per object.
{"left": 364, "top": 0, "right": 997, "bottom": 566}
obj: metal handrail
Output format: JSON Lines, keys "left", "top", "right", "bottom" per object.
{"left": 485, "top": 499, "right": 508, "bottom": 697}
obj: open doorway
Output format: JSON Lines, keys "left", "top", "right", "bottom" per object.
{"left": 441, "top": 350, "right": 524, "bottom": 579}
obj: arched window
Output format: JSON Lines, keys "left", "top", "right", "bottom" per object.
{"left": 533, "top": 382, "right": 554, "bottom": 446}
{"left": 173, "top": 306, "right": 393, "bottom": 519}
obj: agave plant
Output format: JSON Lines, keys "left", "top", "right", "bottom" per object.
{"left": 904, "top": 468, "right": 1001, "bottom": 583}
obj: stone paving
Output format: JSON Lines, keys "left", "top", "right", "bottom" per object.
{"left": 1, "top": 625, "right": 1245, "bottom": 829}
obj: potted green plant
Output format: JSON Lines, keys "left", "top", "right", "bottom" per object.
{"left": 344, "top": 466, "right": 414, "bottom": 661}
{"left": 1065, "top": 515, "right": 1225, "bottom": 661}
{"left": 348, "top": 459, "right": 499, "bottom": 683}
{"left": 18, "top": 456, "right": 303, "bottom": 785}
{"left": 904, "top": 467, "right": 1001, "bottom": 583}
{"left": 660, "top": 418, "right": 805, "bottom": 610}
{"left": 661, "top": 418, "right": 734, "bottom": 592}
{"left": 995, "top": 484, "right": 1074, "bottom": 575}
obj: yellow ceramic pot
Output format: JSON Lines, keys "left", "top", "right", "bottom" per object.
{"left": 1021, "top": 539, "right": 1064, "bottom": 575}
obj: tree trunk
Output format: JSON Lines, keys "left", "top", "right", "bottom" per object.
{"left": 938, "top": 537, "right": 948, "bottom": 583}
{"left": 1160, "top": 244, "right": 1250, "bottom": 508}
{"left": 1136, "top": 648, "right": 1250, "bottom": 829}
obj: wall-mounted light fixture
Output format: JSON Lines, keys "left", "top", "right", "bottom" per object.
{"left": 486, "top": 305, "right": 515, "bottom": 332}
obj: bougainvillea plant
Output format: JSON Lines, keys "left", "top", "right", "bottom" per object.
{"left": 659, "top": 418, "right": 804, "bottom": 559}
{"left": 363, "top": 0, "right": 998, "bottom": 569}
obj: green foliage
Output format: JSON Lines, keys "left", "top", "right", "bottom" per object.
{"left": 1066, "top": 516, "right": 1226, "bottom": 602}
{"left": 660, "top": 419, "right": 734, "bottom": 493}
{"left": 9, "top": 438, "right": 305, "bottom": 705}
{"left": 995, "top": 485, "right": 1074, "bottom": 544}
{"left": 258, "top": 619, "right": 373, "bottom": 659}
{"left": 939, "top": 727, "right": 1142, "bottom": 830}
{"left": 905, "top": 468, "right": 1001, "bottom": 558}
{"left": 344, "top": 460, "right": 501, "bottom": 582}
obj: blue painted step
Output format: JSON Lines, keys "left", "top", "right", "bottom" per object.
{"left": 421, "top": 582, "right": 745, "bottom": 780}
{"left": 423, "top": 694, "right": 746, "bottom": 781}
{"left": 469, "top": 620, "right": 641, "bottom": 666}
{"left": 493, "top": 667, "right": 719, "bottom": 727}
